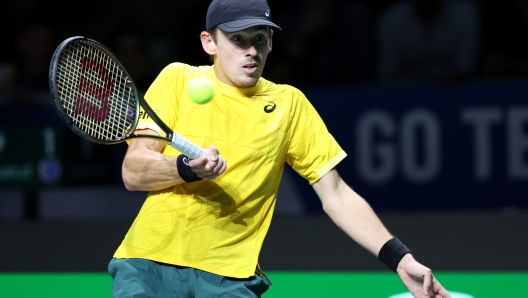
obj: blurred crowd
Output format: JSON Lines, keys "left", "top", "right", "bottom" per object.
{"left": 1, "top": 0, "right": 528, "bottom": 104}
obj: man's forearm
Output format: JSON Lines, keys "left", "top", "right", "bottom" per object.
{"left": 122, "top": 146, "right": 185, "bottom": 192}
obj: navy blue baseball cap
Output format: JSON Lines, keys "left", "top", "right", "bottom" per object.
{"left": 206, "top": 0, "right": 282, "bottom": 32}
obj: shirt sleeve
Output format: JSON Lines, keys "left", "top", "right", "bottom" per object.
{"left": 285, "top": 89, "right": 347, "bottom": 184}
{"left": 136, "top": 63, "right": 184, "bottom": 136}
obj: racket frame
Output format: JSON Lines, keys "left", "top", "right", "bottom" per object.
{"left": 49, "top": 36, "right": 207, "bottom": 158}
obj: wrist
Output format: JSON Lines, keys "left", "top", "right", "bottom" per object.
{"left": 176, "top": 154, "right": 202, "bottom": 183}
{"left": 395, "top": 253, "right": 414, "bottom": 273}
{"left": 377, "top": 237, "right": 412, "bottom": 273}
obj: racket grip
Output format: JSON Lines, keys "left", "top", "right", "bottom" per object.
{"left": 169, "top": 133, "right": 208, "bottom": 159}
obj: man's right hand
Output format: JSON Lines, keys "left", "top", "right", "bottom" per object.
{"left": 189, "top": 146, "right": 227, "bottom": 180}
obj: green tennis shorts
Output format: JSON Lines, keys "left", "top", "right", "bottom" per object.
{"left": 108, "top": 258, "right": 272, "bottom": 298}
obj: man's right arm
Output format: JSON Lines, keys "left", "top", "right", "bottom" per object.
{"left": 122, "top": 129, "right": 185, "bottom": 191}
{"left": 122, "top": 129, "right": 226, "bottom": 192}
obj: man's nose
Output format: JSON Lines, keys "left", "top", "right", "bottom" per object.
{"left": 246, "top": 43, "right": 258, "bottom": 56}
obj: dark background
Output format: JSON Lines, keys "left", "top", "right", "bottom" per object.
{"left": 1, "top": 0, "right": 528, "bottom": 272}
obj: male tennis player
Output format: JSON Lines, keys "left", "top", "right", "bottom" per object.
{"left": 109, "top": 0, "right": 452, "bottom": 297}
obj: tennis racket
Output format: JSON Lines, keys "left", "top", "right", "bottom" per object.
{"left": 49, "top": 36, "right": 207, "bottom": 159}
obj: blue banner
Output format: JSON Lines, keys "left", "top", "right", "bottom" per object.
{"left": 2, "top": 80, "right": 527, "bottom": 212}
{"left": 297, "top": 80, "right": 528, "bottom": 211}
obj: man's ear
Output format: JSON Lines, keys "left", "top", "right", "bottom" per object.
{"left": 268, "top": 29, "right": 274, "bottom": 53}
{"left": 200, "top": 31, "right": 216, "bottom": 55}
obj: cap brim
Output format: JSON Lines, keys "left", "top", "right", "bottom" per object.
{"left": 217, "top": 18, "right": 282, "bottom": 32}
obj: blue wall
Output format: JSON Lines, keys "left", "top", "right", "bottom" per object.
{"left": 1, "top": 79, "right": 527, "bottom": 213}
{"left": 295, "top": 80, "right": 528, "bottom": 211}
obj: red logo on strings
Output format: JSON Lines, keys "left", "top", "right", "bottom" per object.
{"left": 73, "top": 57, "right": 113, "bottom": 122}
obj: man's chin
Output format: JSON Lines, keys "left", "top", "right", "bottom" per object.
{"left": 237, "top": 76, "right": 260, "bottom": 88}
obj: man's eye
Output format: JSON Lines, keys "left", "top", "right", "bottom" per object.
{"left": 256, "top": 34, "right": 269, "bottom": 43}
{"left": 233, "top": 36, "right": 243, "bottom": 42}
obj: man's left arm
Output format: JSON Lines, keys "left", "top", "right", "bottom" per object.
{"left": 312, "top": 168, "right": 452, "bottom": 298}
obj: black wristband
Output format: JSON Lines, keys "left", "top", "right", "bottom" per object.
{"left": 378, "top": 237, "right": 412, "bottom": 273}
{"left": 176, "top": 154, "right": 202, "bottom": 183}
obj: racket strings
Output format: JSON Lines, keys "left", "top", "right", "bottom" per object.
{"left": 55, "top": 40, "right": 136, "bottom": 141}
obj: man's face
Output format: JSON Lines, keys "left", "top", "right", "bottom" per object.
{"left": 202, "top": 26, "right": 273, "bottom": 88}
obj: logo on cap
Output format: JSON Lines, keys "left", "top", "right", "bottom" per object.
{"left": 206, "top": 0, "right": 282, "bottom": 32}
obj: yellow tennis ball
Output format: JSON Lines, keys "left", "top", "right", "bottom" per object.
{"left": 187, "top": 78, "right": 214, "bottom": 104}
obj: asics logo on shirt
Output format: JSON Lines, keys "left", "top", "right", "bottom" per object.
{"left": 264, "top": 102, "right": 276, "bottom": 113}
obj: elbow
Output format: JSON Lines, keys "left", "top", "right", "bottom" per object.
{"left": 121, "top": 166, "right": 139, "bottom": 191}
{"left": 122, "top": 174, "right": 137, "bottom": 191}
{"left": 321, "top": 198, "right": 342, "bottom": 217}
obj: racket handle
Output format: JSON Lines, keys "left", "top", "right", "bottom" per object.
{"left": 169, "top": 133, "right": 208, "bottom": 159}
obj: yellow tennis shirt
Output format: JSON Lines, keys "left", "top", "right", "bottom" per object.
{"left": 113, "top": 63, "right": 347, "bottom": 278}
